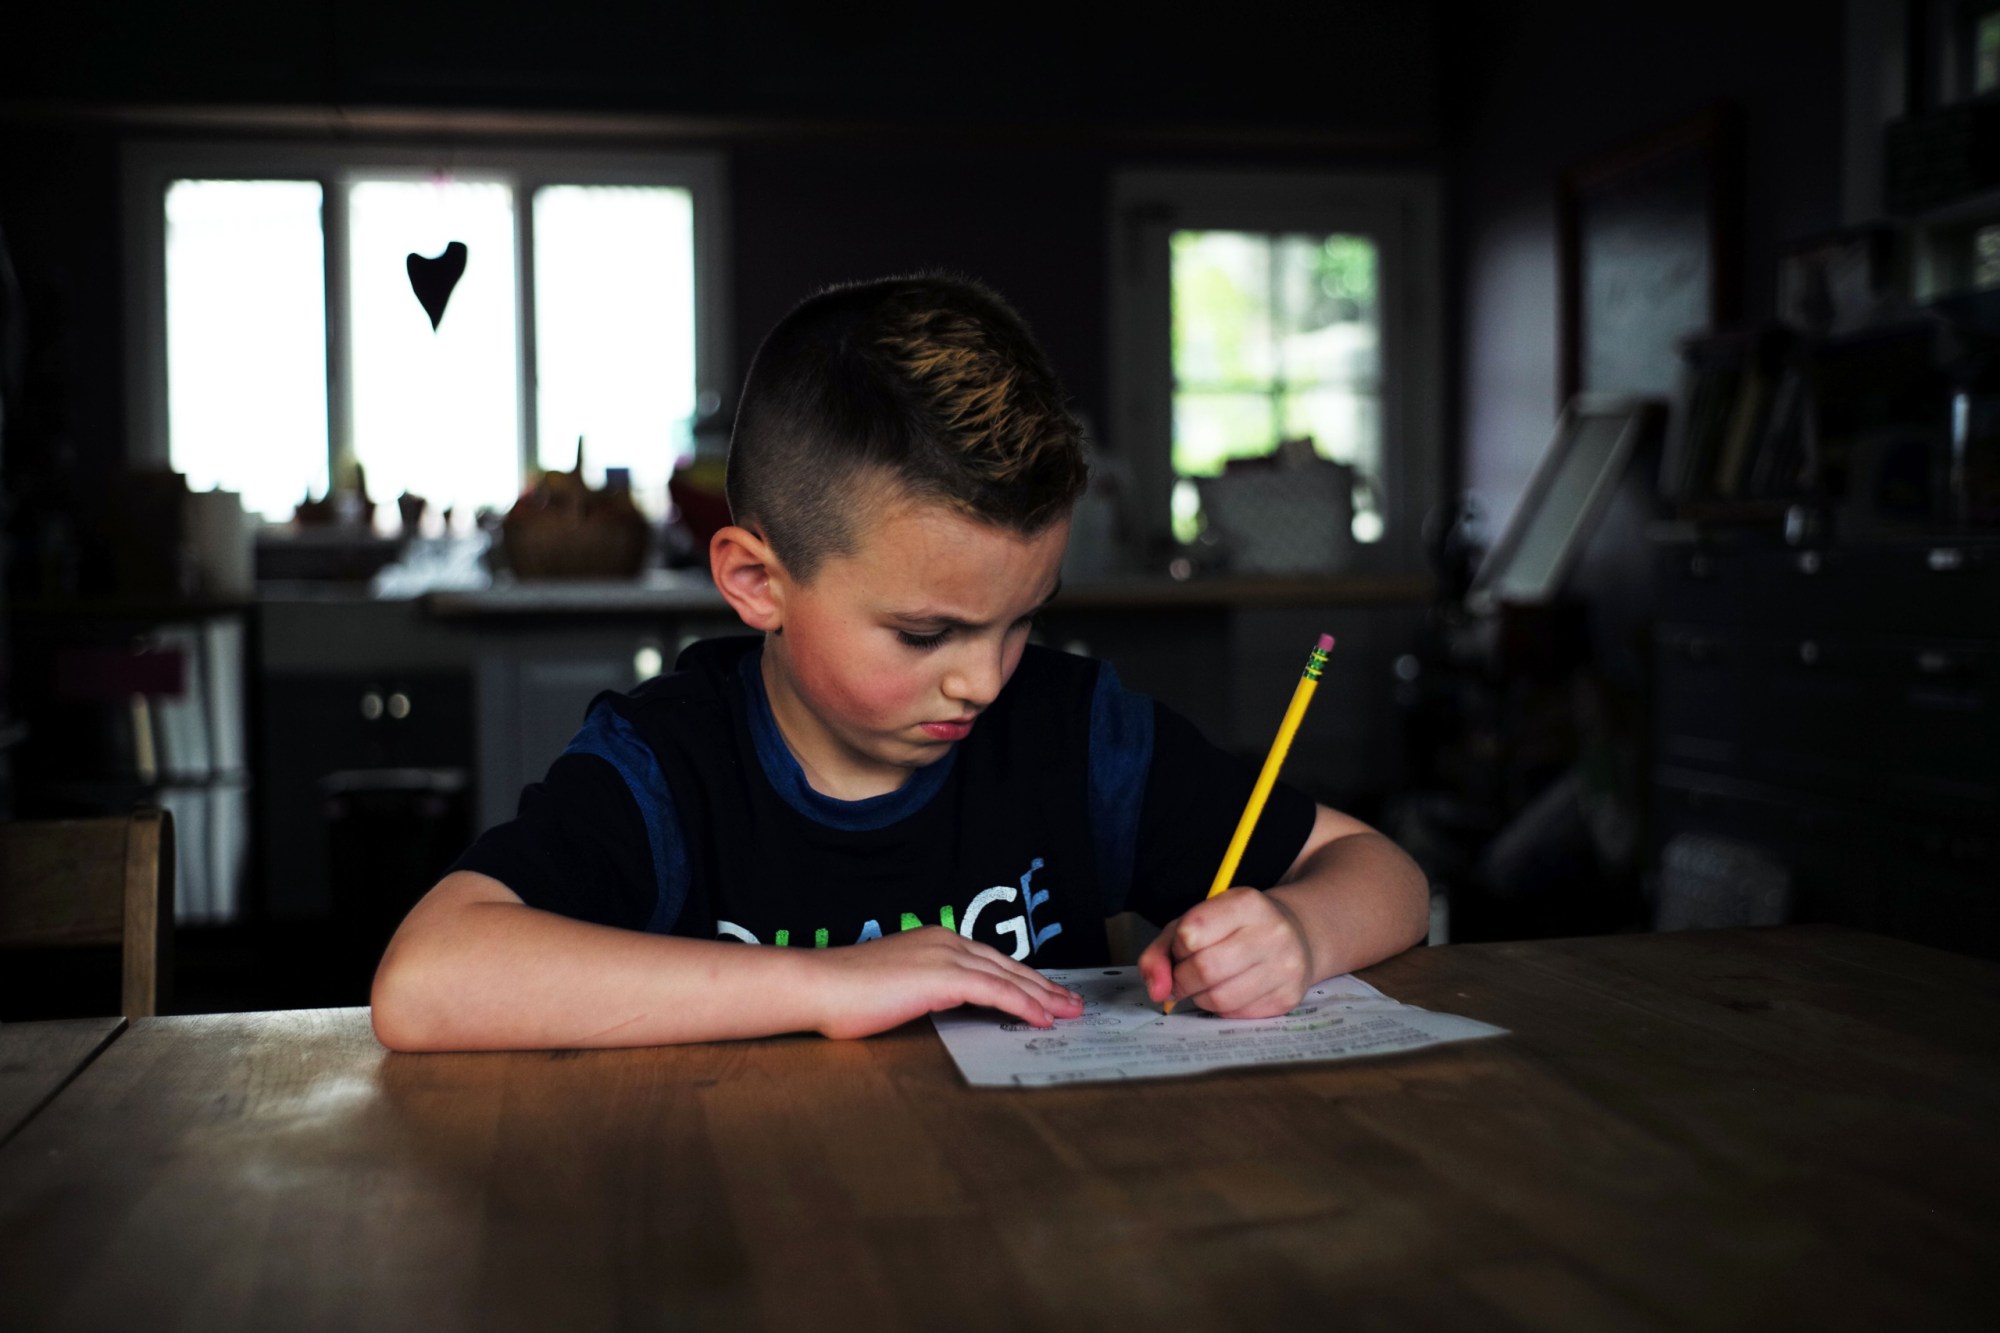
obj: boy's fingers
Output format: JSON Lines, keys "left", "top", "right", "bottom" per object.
{"left": 964, "top": 971, "right": 1059, "bottom": 1028}
{"left": 942, "top": 932, "right": 1080, "bottom": 1005}
{"left": 999, "top": 957, "right": 1083, "bottom": 1006}
{"left": 958, "top": 949, "right": 1081, "bottom": 1011}
{"left": 1137, "top": 933, "right": 1176, "bottom": 1001}
{"left": 1171, "top": 941, "right": 1257, "bottom": 1012}
{"left": 1199, "top": 974, "right": 1291, "bottom": 1020}
{"left": 1172, "top": 916, "right": 1205, "bottom": 956}
{"left": 1171, "top": 889, "right": 1260, "bottom": 956}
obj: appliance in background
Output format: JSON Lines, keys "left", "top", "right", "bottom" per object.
{"left": 321, "top": 765, "right": 469, "bottom": 992}
{"left": 259, "top": 671, "right": 474, "bottom": 997}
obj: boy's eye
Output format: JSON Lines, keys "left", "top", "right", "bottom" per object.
{"left": 896, "top": 628, "right": 950, "bottom": 651}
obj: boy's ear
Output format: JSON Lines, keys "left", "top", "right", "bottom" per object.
{"left": 710, "top": 524, "right": 787, "bottom": 631}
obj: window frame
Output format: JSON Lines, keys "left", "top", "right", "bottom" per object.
{"left": 1109, "top": 169, "right": 1442, "bottom": 571}
{"left": 122, "top": 140, "right": 731, "bottom": 509}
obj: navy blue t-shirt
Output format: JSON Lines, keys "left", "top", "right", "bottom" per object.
{"left": 453, "top": 637, "right": 1316, "bottom": 967}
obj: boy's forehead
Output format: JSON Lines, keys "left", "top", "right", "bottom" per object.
{"left": 844, "top": 493, "right": 1067, "bottom": 606}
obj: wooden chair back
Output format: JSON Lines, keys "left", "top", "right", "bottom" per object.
{"left": 0, "top": 809, "right": 174, "bottom": 1018}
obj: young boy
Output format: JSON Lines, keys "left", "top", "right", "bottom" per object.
{"left": 371, "top": 274, "right": 1428, "bottom": 1052}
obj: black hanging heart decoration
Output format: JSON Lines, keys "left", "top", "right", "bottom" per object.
{"left": 406, "top": 241, "right": 468, "bottom": 331}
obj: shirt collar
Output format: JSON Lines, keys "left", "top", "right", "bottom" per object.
{"left": 736, "top": 643, "right": 956, "bottom": 831}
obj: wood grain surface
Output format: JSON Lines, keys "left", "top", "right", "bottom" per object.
{"left": 0, "top": 1017, "right": 124, "bottom": 1147}
{"left": 0, "top": 926, "right": 1994, "bottom": 1331}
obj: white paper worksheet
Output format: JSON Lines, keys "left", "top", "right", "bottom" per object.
{"left": 931, "top": 966, "right": 1508, "bottom": 1087}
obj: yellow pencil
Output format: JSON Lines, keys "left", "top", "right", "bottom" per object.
{"left": 1164, "top": 633, "right": 1334, "bottom": 1014}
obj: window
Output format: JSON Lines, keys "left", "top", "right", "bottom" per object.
{"left": 1111, "top": 171, "right": 1441, "bottom": 570}
{"left": 1170, "top": 229, "right": 1384, "bottom": 542}
{"left": 126, "top": 144, "right": 728, "bottom": 529}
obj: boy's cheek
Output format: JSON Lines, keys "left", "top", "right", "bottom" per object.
{"left": 837, "top": 673, "right": 926, "bottom": 728}
{"left": 790, "top": 648, "right": 916, "bottom": 726}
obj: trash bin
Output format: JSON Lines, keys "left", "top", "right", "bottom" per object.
{"left": 320, "top": 767, "right": 470, "bottom": 997}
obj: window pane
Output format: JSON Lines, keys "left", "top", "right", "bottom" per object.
{"left": 1275, "top": 233, "right": 1379, "bottom": 387}
{"left": 1173, "top": 392, "right": 1279, "bottom": 476}
{"left": 348, "top": 178, "right": 519, "bottom": 526}
{"left": 1280, "top": 319, "right": 1381, "bottom": 389}
{"left": 164, "top": 180, "right": 328, "bottom": 521}
{"left": 1171, "top": 228, "right": 1385, "bottom": 541}
{"left": 534, "top": 185, "right": 696, "bottom": 512}
{"left": 1279, "top": 386, "right": 1378, "bottom": 464}
{"left": 1171, "top": 231, "right": 1272, "bottom": 388}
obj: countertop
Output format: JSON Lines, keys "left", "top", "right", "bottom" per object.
{"left": 417, "top": 569, "right": 1434, "bottom": 618}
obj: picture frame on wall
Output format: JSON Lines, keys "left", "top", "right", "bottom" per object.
{"left": 1466, "top": 393, "right": 1666, "bottom": 614}
{"left": 1558, "top": 104, "right": 1743, "bottom": 403}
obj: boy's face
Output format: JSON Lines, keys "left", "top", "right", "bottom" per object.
{"left": 761, "top": 492, "right": 1069, "bottom": 801}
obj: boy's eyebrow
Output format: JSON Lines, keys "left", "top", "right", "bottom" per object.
{"left": 893, "top": 579, "right": 1063, "bottom": 628}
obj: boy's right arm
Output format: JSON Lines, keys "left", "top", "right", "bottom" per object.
{"left": 369, "top": 870, "right": 1081, "bottom": 1051}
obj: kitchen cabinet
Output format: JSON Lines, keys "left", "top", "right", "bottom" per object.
{"left": 1649, "top": 537, "right": 1999, "bottom": 955}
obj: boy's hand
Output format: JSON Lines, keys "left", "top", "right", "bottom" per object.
{"left": 1138, "top": 888, "right": 1314, "bottom": 1018}
{"left": 808, "top": 927, "right": 1084, "bottom": 1039}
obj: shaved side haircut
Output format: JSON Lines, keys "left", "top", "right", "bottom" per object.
{"left": 725, "top": 274, "right": 1087, "bottom": 582}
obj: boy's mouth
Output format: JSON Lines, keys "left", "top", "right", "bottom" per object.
{"left": 918, "top": 716, "right": 977, "bottom": 742}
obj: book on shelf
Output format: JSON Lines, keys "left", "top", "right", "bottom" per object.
{"left": 1663, "top": 320, "right": 1953, "bottom": 523}
{"left": 1661, "top": 327, "right": 1797, "bottom": 510}
{"left": 1746, "top": 361, "right": 1809, "bottom": 499}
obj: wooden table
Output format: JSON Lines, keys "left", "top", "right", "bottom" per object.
{"left": 0, "top": 1017, "right": 123, "bottom": 1146}
{"left": 1, "top": 927, "right": 1995, "bottom": 1330}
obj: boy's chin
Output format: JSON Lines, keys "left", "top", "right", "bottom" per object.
{"left": 890, "top": 735, "right": 961, "bottom": 768}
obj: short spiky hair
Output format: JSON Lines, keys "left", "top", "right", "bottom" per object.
{"left": 724, "top": 274, "right": 1087, "bottom": 582}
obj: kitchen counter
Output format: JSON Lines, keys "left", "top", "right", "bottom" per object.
{"left": 416, "top": 569, "right": 1433, "bottom": 618}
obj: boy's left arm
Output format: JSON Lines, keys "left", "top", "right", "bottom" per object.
{"left": 1138, "top": 804, "right": 1430, "bottom": 1017}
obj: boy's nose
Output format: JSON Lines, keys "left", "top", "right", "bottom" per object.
{"left": 943, "top": 646, "right": 1005, "bottom": 708}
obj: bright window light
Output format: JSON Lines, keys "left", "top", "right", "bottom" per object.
{"left": 347, "top": 177, "right": 520, "bottom": 526}
{"left": 533, "top": 185, "right": 697, "bottom": 510}
{"left": 1171, "top": 229, "right": 1383, "bottom": 541}
{"left": 164, "top": 180, "right": 328, "bottom": 520}
{"left": 149, "top": 152, "right": 718, "bottom": 537}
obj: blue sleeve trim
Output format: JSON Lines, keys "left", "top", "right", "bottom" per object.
{"left": 1087, "top": 659, "right": 1154, "bottom": 915}
{"left": 563, "top": 701, "right": 689, "bottom": 934}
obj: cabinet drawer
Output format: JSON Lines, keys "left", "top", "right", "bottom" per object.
{"left": 1882, "top": 642, "right": 2000, "bottom": 813}
{"left": 1655, "top": 540, "right": 1997, "bottom": 638}
{"left": 1652, "top": 627, "right": 1753, "bottom": 769}
{"left": 1651, "top": 772, "right": 1999, "bottom": 956}
{"left": 1653, "top": 628, "right": 1997, "bottom": 813}
{"left": 263, "top": 673, "right": 474, "bottom": 771}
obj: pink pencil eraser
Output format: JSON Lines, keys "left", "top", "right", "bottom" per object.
{"left": 1316, "top": 633, "right": 1335, "bottom": 652}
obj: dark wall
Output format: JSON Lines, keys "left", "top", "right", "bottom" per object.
{"left": 0, "top": 1, "right": 1443, "bottom": 493}
{"left": 1447, "top": 0, "right": 1847, "bottom": 537}
{"left": 730, "top": 140, "right": 1112, "bottom": 423}
{"left": 3, "top": 2, "right": 1859, "bottom": 557}
{"left": 3, "top": 2, "right": 1444, "bottom": 137}
{"left": 0, "top": 130, "right": 125, "bottom": 489}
